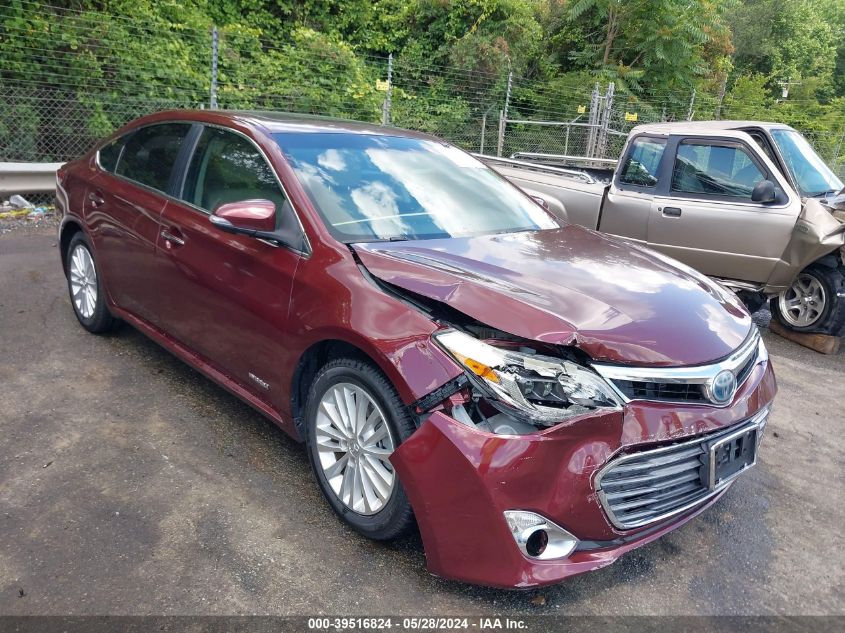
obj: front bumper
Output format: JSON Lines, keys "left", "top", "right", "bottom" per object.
{"left": 390, "top": 355, "right": 776, "bottom": 588}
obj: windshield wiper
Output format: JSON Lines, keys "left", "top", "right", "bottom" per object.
{"left": 811, "top": 189, "right": 839, "bottom": 198}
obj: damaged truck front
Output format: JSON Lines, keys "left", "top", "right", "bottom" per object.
{"left": 487, "top": 122, "right": 845, "bottom": 336}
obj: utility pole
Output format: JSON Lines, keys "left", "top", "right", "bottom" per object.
{"left": 210, "top": 26, "right": 219, "bottom": 110}
{"left": 686, "top": 89, "right": 696, "bottom": 121}
{"left": 497, "top": 71, "right": 513, "bottom": 157}
{"left": 381, "top": 53, "right": 393, "bottom": 126}
{"left": 777, "top": 77, "right": 801, "bottom": 100}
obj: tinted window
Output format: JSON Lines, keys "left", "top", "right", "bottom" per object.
{"left": 183, "top": 127, "right": 287, "bottom": 213}
{"left": 275, "top": 133, "right": 558, "bottom": 242}
{"left": 619, "top": 136, "right": 666, "bottom": 186}
{"left": 671, "top": 141, "right": 765, "bottom": 198}
{"left": 116, "top": 123, "right": 191, "bottom": 192}
{"left": 98, "top": 139, "right": 123, "bottom": 173}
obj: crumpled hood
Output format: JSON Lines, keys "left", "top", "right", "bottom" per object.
{"left": 353, "top": 226, "right": 753, "bottom": 367}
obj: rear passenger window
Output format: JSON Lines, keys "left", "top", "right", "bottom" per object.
{"left": 116, "top": 123, "right": 191, "bottom": 192}
{"left": 182, "top": 127, "right": 287, "bottom": 214}
{"left": 671, "top": 141, "right": 765, "bottom": 199}
{"left": 97, "top": 139, "right": 123, "bottom": 173}
{"left": 618, "top": 137, "right": 666, "bottom": 187}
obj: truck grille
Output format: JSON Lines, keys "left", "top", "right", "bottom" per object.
{"left": 595, "top": 410, "right": 768, "bottom": 530}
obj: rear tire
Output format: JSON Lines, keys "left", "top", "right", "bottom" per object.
{"left": 770, "top": 264, "right": 845, "bottom": 335}
{"left": 65, "top": 232, "right": 118, "bottom": 334}
{"left": 304, "top": 358, "right": 416, "bottom": 541}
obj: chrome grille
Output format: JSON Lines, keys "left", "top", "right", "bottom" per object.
{"left": 612, "top": 379, "right": 707, "bottom": 403}
{"left": 593, "top": 329, "right": 766, "bottom": 406}
{"left": 596, "top": 410, "right": 768, "bottom": 530}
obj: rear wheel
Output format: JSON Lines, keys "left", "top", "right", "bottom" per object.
{"left": 771, "top": 264, "right": 845, "bottom": 335}
{"left": 65, "top": 232, "right": 118, "bottom": 334}
{"left": 304, "top": 358, "right": 416, "bottom": 541}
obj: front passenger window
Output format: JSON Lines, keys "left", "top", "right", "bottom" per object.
{"left": 182, "top": 127, "right": 288, "bottom": 216}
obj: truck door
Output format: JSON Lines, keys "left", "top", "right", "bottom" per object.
{"left": 599, "top": 135, "right": 668, "bottom": 243}
{"left": 646, "top": 134, "right": 800, "bottom": 284}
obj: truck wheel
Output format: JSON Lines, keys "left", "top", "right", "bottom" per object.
{"left": 770, "top": 265, "right": 845, "bottom": 335}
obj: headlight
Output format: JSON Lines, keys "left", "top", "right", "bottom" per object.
{"left": 433, "top": 329, "right": 623, "bottom": 425}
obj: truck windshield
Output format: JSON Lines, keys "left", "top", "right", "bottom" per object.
{"left": 771, "top": 129, "right": 843, "bottom": 198}
{"left": 275, "top": 133, "right": 558, "bottom": 242}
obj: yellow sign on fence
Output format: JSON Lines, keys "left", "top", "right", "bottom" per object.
{"left": 624, "top": 112, "right": 638, "bottom": 122}
{"left": 376, "top": 79, "right": 389, "bottom": 92}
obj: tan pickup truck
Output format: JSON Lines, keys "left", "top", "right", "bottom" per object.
{"left": 486, "top": 121, "right": 845, "bottom": 336}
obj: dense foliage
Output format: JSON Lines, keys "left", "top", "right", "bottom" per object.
{"left": 1, "top": 0, "right": 843, "bottom": 167}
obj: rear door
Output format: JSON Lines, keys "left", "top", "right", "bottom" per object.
{"left": 646, "top": 133, "right": 800, "bottom": 283}
{"left": 155, "top": 125, "right": 304, "bottom": 407}
{"left": 87, "top": 123, "right": 192, "bottom": 324}
{"left": 599, "top": 134, "right": 669, "bottom": 243}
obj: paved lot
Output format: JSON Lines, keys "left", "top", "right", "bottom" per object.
{"left": 0, "top": 226, "right": 843, "bottom": 616}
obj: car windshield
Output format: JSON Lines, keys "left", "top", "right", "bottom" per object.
{"left": 771, "top": 129, "right": 843, "bottom": 198}
{"left": 275, "top": 133, "right": 558, "bottom": 242}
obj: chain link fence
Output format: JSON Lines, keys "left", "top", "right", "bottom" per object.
{"left": 1, "top": 0, "right": 844, "bottom": 177}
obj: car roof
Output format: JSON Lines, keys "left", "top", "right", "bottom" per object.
{"left": 630, "top": 120, "right": 795, "bottom": 135}
{"left": 139, "top": 109, "right": 439, "bottom": 140}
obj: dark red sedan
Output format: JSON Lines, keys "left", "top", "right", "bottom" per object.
{"left": 56, "top": 110, "right": 776, "bottom": 588}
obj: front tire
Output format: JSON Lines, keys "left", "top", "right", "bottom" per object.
{"left": 770, "top": 264, "right": 845, "bottom": 335}
{"left": 65, "top": 232, "right": 117, "bottom": 334}
{"left": 304, "top": 358, "right": 416, "bottom": 541}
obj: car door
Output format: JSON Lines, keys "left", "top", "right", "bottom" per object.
{"left": 155, "top": 125, "right": 304, "bottom": 407}
{"left": 598, "top": 134, "right": 669, "bottom": 243}
{"left": 646, "top": 133, "right": 801, "bottom": 283}
{"left": 87, "top": 123, "right": 193, "bottom": 325}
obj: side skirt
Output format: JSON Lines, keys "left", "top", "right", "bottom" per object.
{"left": 110, "top": 306, "right": 300, "bottom": 441}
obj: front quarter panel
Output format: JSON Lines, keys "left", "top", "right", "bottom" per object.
{"left": 283, "top": 241, "right": 462, "bottom": 416}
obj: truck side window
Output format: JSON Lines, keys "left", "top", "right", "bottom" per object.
{"left": 671, "top": 141, "right": 765, "bottom": 199}
{"left": 618, "top": 137, "right": 666, "bottom": 187}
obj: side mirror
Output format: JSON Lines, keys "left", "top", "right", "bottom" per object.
{"left": 210, "top": 199, "right": 276, "bottom": 235}
{"left": 751, "top": 180, "right": 776, "bottom": 204}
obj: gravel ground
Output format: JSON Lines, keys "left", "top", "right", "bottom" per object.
{"left": 0, "top": 225, "right": 842, "bottom": 616}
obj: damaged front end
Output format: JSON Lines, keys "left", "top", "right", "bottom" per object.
{"left": 350, "top": 235, "right": 775, "bottom": 588}
{"left": 764, "top": 197, "right": 845, "bottom": 293}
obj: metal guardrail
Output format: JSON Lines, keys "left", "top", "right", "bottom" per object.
{"left": 0, "top": 162, "right": 64, "bottom": 196}
{"left": 472, "top": 153, "right": 596, "bottom": 184}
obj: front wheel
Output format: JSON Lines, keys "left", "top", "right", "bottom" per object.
{"left": 770, "top": 264, "right": 845, "bottom": 335}
{"left": 304, "top": 358, "right": 416, "bottom": 541}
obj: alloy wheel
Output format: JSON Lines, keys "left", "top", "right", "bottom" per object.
{"left": 778, "top": 273, "right": 827, "bottom": 328}
{"left": 314, "top": 383, "right": 396, "bottom": 515}
{"left": 69, "top": 244, "right": 98, "bottom": 319}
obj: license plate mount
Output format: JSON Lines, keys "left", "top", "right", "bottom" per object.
{"left": 706, "top": 424, "right": 759, "bottom": 490}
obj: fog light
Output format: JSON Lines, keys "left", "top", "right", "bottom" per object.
{"left": 525, "top": 529, "right": 548, "bottom": 557}
{"left": 503, "top": 510, "right": 578, "bottom": 560}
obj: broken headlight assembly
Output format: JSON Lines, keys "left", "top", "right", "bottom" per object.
{"left": 433, "top": 329, "right": 623, "bottom": 428}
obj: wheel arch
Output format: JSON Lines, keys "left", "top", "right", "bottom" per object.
{"left": 290, "top": 338, "right": 396, "bottom": 441}
{"left": 58, "top": 218, "right": 86, "bottom": 275}
{"left": 288, "top": 329, "right": 461, "bottom": 441}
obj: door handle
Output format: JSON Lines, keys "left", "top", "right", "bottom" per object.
{"left": 160, "top": 229, "right": 185, "bottom": 247}
{"left": 662, "top": 207, "right": 682, "bottom": 217}
{"left": 88, "top": 192, "right": 105, "bottom": 207}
